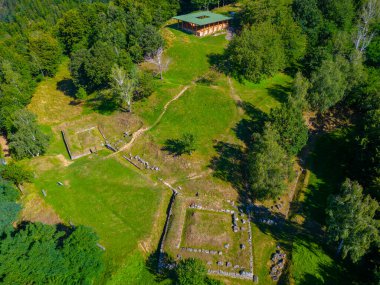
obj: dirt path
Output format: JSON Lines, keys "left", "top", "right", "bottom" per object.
{"left": 109, "top": 85, "right": 190, "bottom": 156}
{"left": 227, "top": 77, "right": 244, "bottom": 116}
{"left": 150, "top": 85, "right": 190, "bottom": 130}
{"left": 0, "top": 135, "right": 10, "bottom": 157}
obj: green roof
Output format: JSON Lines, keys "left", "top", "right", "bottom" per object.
{"left": 173, "top": 11, "right": 232, "bottom": 26}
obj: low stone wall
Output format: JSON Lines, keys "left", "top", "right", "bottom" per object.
{"left": 188, "top": 203, "right": 235, "bottom": 214}
{"left": 61, "top": 131, "right": 72, "bottom": 160}
{"left": 158, "top": 189, "right": 178, "bottom": 271}
{"left": 208, "top": 269, "right": 253, "bottom": 280}
{"left": 181, "top": 247, "right": 223, "bottom": 256}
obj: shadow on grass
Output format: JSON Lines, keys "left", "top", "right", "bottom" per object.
{"left": 162, "top": 137, "right": 194, "bottom": 156}
{"left": 297, "top": 258, "right": 350, "bottom": 285}
{"left": 57, "top": 78, "right": 77, "bottom": 98}
{"left": 209, "top": 141, "right": 246, "bottom": 193}
{"left": 207, "top": 53, "right": 228, "bottom": 73}
{"left": 234, "top": 102, "right": 268, "bottom": 146}
{"left": 85, "top": 92, "right": 119, "bottom": 115}
{"left": 145, "top": 252, "right": 175, "bottom": 282}
{"left": 249, "top": 203, "right": 345, "bottom": 284}
{"left": 299, "top": 131, "right": 351, "bottom": 225}
{"left": 266, "top": 84, "right": 291, "bottom": 104}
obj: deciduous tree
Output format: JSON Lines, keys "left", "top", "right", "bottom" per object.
{"left": 28, "top": 31, "right": 62, "bottom": 77}
{"left": 248, "top": 123, "right": 292, "bottom": 200}
{"left": 146, "top": 47, "right": 170, "bottom": 80}
{"left": 226, "top": 23, "right": 285, "bottom": 82}
{"left": 308, "top": 57, "right": 348, "bottom": 112}
{"left": 326, "top": 179, "right": 379, "bottom": 263}
{"left": 110, "top": 65, "right": 137, "bottom": 112}
{"left": 270, "top": 102, "right": 308, "bottom": 155}
{"left": 175, "top": 258, "right": 207, "bottom": 285}
{"left": 8, "top": 109, "right": 49, "bottom": 159}
{"left": 0, "top": 162, "right": 33, "bottom": 187}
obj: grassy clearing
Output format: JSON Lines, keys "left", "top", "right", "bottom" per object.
{"left": 134, "top": 82, "right": 184, "bottom": 126}
{"left": 149, "top": 84, "right": 236, "bottom": 158}
{"left": 164, "top": 28, "right": 228, "bottom": 85}
{"left": 27, "top": 153, "right": 169, "bottom": 280}
{"left": 25, "top": 12, "right": 296, "bottom": 284}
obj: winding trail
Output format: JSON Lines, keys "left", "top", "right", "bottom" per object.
{"left": 109, "top": 85, "right": 190, "bottom": 156}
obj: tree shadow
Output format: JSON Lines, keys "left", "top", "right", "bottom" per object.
{"left": 299, "top": 132, "right": 349, "bottom": 225}
{"left": 162, "top": 138, "right": 193, "bottom": 156}
{"left": 266, "top": 84, "right": 291, "bottom": 104}
{"left": 209, "top": 141, "right": 246, "bottom": 193}
{"left": 145, "top": 251, "right": 175, "bottom": 282}
{"left": 207, "top": 53, "right": 228, "bottom": 73}
{"left": 233, "top": 102, "right": 268, "bottom": 146}
{"left": 56, "top": 79, "right": 77, "bottom": 98}
{"left": 84, "top": 92, "right": 119, "bottom": 115}
{"left": 297, "top": 261, "right": 350, "bottom": 285}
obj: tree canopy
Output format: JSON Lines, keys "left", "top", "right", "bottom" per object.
{"left": 270, "top": 102, "right": 308, "bottom": 155}
{"left": 226, "top": 22, "right": 285, "bottom": 82}
{"left": 175, "top": 258, "right": 222, "bottom": 285}
{"left": 326, "top": 179, "right": 379, "bottom": 263}
{"left": 248, "top": 123, "right": 292, "bottom": 200}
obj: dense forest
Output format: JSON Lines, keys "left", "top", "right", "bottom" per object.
{"left": 0, "top": 0, "right": 379, "bottom": 284}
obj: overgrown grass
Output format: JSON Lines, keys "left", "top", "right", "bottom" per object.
{"left": 164, "top": 28, "right": 227, "bottom": 85}
{"left": 181, "top": 209, "right": 232, "bottom": 249}
{"left": 28, "top": 58, "right": 82, "bottom": 125}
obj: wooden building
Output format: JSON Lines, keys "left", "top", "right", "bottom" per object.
{"left": 173, "top": 11, "right": 232, "bottom": 37}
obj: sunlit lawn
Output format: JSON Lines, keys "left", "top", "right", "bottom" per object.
{"left": 29, "top": 153, "right": 170, "bottom": 281}
{"left": 148, "top": 84, "right": 236, "bottom": 158}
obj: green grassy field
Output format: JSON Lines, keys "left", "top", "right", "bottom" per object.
{"left": 25, "top": 56, "right": 169, "bottom": 283}
{"left": 233, "top": 74, "right": 292, "bottom": 113}
{"left": 149, "top": 84, "right": 237, "bottom": 157}
{"left": 29, "top": 153, "right": 170, "bottom": 281}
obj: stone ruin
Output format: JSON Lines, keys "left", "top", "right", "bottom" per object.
{"left": 181, "top": 247, "right": 222, "bottom": 256}
{"left": 129, "top": 153, "right": 160, "bottom": 171}
{"left": 259, "top": 218, "right": 277, "bottom": 225}
{"left": 270, "top": 246, "right": 287, "bottom": 281}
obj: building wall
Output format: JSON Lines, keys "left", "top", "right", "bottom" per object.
{"left": 180, "top": 20, "right": 229, "bottom": 37}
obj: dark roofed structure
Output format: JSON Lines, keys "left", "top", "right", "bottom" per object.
{"left": 173, "top": 11, "right": 231, "bottom": 37}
